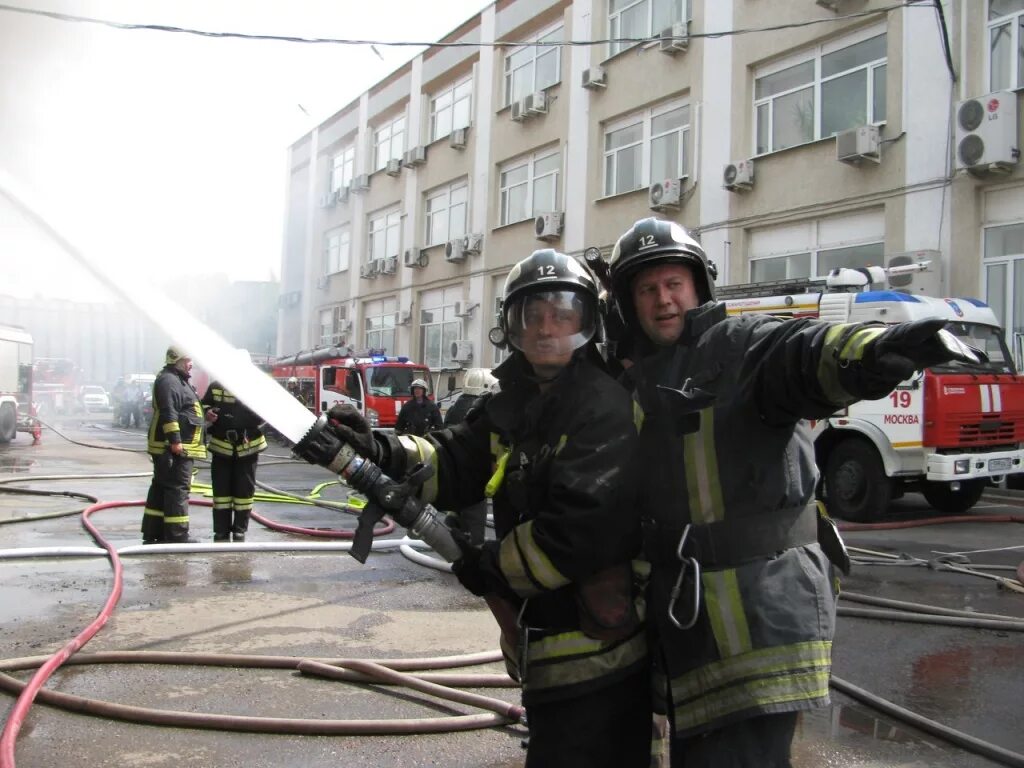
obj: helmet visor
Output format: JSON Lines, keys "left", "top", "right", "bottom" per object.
{"left": 506, "top": 290, "right": 596, "bottom": 357}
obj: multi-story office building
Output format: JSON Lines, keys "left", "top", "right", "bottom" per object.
{"left": 278, "top": 0, "right": 1024, "bottom": 375}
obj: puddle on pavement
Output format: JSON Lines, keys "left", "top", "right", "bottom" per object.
{"left": 0, "top": 454, "right": 36, "bottom": 473}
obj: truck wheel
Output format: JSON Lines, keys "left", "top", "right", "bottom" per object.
{"left": 0, "top": 403, "right": 16, "bottom": 443}
{"left": 825, "top": 440, "right": 891, "bottom": 523}
{"left": 921, "top": 479, "right": 986, "bottom": 516}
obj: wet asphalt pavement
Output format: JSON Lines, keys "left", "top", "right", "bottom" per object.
{"left": 1, "top": 416, "right": 1023, "bottom": 768}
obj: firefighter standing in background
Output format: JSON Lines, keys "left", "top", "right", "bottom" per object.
{"left": 142, "top": 346, "right": 206, "bottom": 544}
{"left": 394, "top": 378, "right": 442, "bottom": 437}
{"left": 316, "top": 250, "right": 650, "bottom": 767}
{"left": 202, "top": 368, "right": 267, "bottom": 543}
{"left": 606, "top": 218, "right": 979, "bottom": 768}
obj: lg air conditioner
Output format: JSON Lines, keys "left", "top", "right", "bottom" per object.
{"left": 723, "top": 160, "right": 755, "bottom": 191}
{"left": 648, "top": 178, "right": 682, "bottom": 211}
{"left": 402, "top": 146, "right": 427, "bottom": 168}
{"left": 534, "top": 211, "right": 563, "bottom": 241}
{"left": 954, "top": 91, "right": 1019, "bottom": 173}
{"left": 463, "top": 233, "right": 484, "bottom": 255}
{"left": 659, "top": 22, "right": 689, "bottom": 54}
{"left": 385, "top": 158, "right": 402, "bottom": 176}
{"left": 836, "top": 125, "right": 881, "bottom": 164}
{"left": 525, "top": 91, "right": 548, "bottom": 115}
{"left": 449, "top": 127, "right": 468, "bottom": 150}
{"left": 885, "top": 250, "right": 943, "bottom": 297}
{"left": 445, "top": 237, "right": 467, "bottom": 263}
{"left": 403, "top": 247, "right": 427, "bottom": 268}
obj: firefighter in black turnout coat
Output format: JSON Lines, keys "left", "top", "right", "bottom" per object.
{"left": 202, "top": 370, "right": 267, "bottom": 542}
{"left": 319, "top": 250, "right": 651, "bottom": 767}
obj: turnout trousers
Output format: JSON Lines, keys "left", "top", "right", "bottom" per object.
{"left": 669, "top": 711, "right": 799, "bottom": 768}
{"left": 142, "top": 452, "right": 194, "bottom": 543}
{"left": 210, "top": 453, "right": 258, "bottom": 538}
{"left": 523, "top": 666, "right": 652, "bottom": 768}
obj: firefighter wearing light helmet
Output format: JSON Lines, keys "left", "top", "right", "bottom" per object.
{"left": 607, "top": 217, "right": 978, "bottom": 767}
{"left": 318, "top": 248, "right": 651, "bottom": 766}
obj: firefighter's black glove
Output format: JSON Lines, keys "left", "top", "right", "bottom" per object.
{"left": 863, "top": 319, "right": 977, "bottom": 382}
{"left": 325, "top": 404, "right": 380, "bottom": 464}
{"left": 451, "top": 534, "right": 514, "bottom": 600}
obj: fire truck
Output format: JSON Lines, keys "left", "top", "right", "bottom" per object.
{"left": 271, "top": 348, "right": 433, "bottom": 429}
{"left": 32, "top": 357, "right": 81, "bottom": 416}
{"left": 0, "top": 324, "right": 36, "bottom": 443}
{"left": 718, "top": 266, "right": 1024, "bottom": 521}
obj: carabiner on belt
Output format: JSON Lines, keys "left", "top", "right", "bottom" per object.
{"left": 516, "top": 598, "right": 533, "bottom": 683}
{"left": 666, "top": 523, "right": 701, "bottom": 630}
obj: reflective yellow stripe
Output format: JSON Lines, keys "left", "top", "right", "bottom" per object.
{"left": 632, "top": 399, "right": 644, "bottom": 432}
{"left": 683, "top": 408, "right": 724, "bottom": 525}
{"left": 233, "top": 498, "right": 254, "bottom": 511}
{"left": 163, "top": 515, "right": 189, "bottom": 524}
{"left": 163, "top": 422, "right": 180, "bottom": 434}
{"left": 840, "top": 326, "right": 886, "bottom": 361}
{"left": 702, "top": 569, "right": 752, "bottom": 658}
{"left": 485, "top": 449, "right": 510, "bottom": 498}
{"left": 498, "top": 520, "right": 569, "bottom": 594}
{"left": 396, "top": 435, "right": 438, "bottom": 502}
{"left": 670, "top": 640, "right": 832, "bottom": 703}
{"left": 522, "top": 629, "right": 647, "bottom": 694}
{"left": 143, "top": 507, "right": 164, "bottom": 518}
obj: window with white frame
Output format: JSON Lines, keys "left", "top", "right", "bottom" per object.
{"left": 748, "top": 210, "right": 884, "bottom": 282}
{"left": 320, "top": 305, "right": 350, "bottom": 346}
{"left": 431, "top": 78, "right": 473, "bottom": 141}
{"left": 368, "top": 209, "right": 401, "bottom": 263}
{"left": 426, "top": 181, "right": 468, "bottom": 247}
{"left": 754, "top": 28, "right": 887, "bottom": 155}
{"left": 323, "top": 226, "right": 351, "bottom": 275}
{"left": 364, "top": 297, "right": 397, "bottom": 353}
{"left": 331, "top": 145, "right": 355, "bottom": 192}
{"left": 608, "top": 0, "right": 691, "bottom": 57}
{"left": 504, "top": 24, "right": 563, "bottom": 106}
{"left": 984, "top": 221, "right": 1024, "bottom": 366}
{"left": 499, "top": 148, "right": 560, "bottom": 226}
{"left": 603, "top": 100, "right": 691, "bottom": 197}
{"left": 374, "top": 114, "right": 406, "bottom": 170}
{"left": 989, "top": 0, "right": 1024, "bottom": 91}
{"left": 420, "top": 286, "right": 462, "bottom": 369}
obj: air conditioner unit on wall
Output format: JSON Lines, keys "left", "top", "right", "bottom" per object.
{"left": 815, "top": 0, "right": 843, "bottom": 10}
{"left": 445, "top": 237, "right": 467, "bottom": 263}
{"left": 359, "top": 261, "right": 378, "bottom": 280}
{"left": 404, "top": 248, "right": 427, "bottom": 268}
{"left": 954, "top": 91, "right": 1020, "bottom": 173}
{"left": 659, "top": 21, "right": 689, "bottom": 54}
{"left": 723, "top": 160, "right": 755, "bottom": 191}
{"left": 582, "top": 66, "right": 607, "bottom": 90}
{"left": 649, "top": 178, "right": 682, "bottom": 211}
{"left": 525, "top": 91, "right": 548, "bottom": 115}
{"left": 449, "top": 127, "right": 468, "bottom": 149}
{"left": 402, "top": 146, "right": 427, "bottom": 168}
{"left": 510, "top": 99, "right": 527, "bottom": 122}
{"left": 836, "top": 125, "right": 881, "bottom": 164}
{"left": 385, "top": 158, "right": 402, "bottom": 176}
{"left": 337, "top": 185, "right": 350, "bottom": 203}
{"left": 319, "top": 192, "right": 336, "bottom": 209}
{"left": 451, "top": 339, "right": 473, "bottom": 364}
{"left": 351, "top": 174, "right": 371, "bottom": 192}
{"left": 315, "top": 275, "right": 329, "bottom": 289}
{"left": 534, "top": 211, "right": 564, "bottom": 241}
{"left": 463, "top": 233, "right": 484, "bottom": 255}
{"left": 885, "top": 250, "right": 943, "bottom": 297}
{"left": 381, "top": 255, "right": 398, "bottom": 275}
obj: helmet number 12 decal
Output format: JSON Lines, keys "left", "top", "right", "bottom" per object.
{"left": 638, "top": 234, "right": 657, "bottom": 249}
{"left": 537, "top": 265, "right": 557, "bottom": 276}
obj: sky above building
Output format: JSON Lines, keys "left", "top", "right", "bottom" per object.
{"left": 0, "top": 0, "right": 490, "bottom": 301}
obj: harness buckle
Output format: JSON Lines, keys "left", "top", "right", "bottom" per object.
{"left": 667, "top": 524, "right": 702, "bottom": 630}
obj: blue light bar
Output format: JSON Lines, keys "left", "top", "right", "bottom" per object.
{"left": 371, "top": 355, "right": 386, "bottom": 363}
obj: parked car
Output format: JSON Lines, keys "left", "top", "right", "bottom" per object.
{"left": 79, "top": 385, "right": 112, "bottom": 413}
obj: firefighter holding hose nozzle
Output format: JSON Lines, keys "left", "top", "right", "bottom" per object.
{"left": 295, "top": 249, "right": 650, "bottom": 768}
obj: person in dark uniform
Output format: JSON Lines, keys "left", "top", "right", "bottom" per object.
{"left": 303, "top": 249, "right": 651, "bottom": 767}
{"left": 202, "top": 366, "right": 268, "bottom": 543}
{"left": 394, "top": 378, "right": 442, "bottom": 436}
{"left": 142, "top": 346, "right": 206, "bottom": 544}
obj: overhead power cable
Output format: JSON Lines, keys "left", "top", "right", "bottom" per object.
{"left": 0, "top": 1, "right": 931, "bottom": 49}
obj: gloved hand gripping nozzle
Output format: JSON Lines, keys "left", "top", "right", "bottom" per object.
{"left": 294, "top": 413, "right": 461, "bottom": 564}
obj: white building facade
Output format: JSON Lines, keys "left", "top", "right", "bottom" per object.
{"left": 278, "top": 0, "right": 1024, "bottom": 375}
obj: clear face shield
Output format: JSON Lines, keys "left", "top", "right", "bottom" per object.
{"left": 506, "top": 290, "right": 596, "bottom": 358}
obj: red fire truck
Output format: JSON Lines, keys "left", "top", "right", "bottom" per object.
{"left": 32, "top": 357, "right": 81, "bottom": 416}
{"left": 719, "top": 267, "right": 1024, "bottom": 521}
{"left": 271, "top": 348, "right": 433, "bottom": 429}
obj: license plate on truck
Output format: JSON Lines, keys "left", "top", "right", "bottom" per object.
{"left": 989, "top": 458, "right": 1012, "bottom": 472}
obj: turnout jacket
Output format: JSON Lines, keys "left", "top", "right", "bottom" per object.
{"left": 201, "top": 381, "right": 267, "bottom": 458}
{"left": 395, "top": 397, "right": 443, "bottom": 437}
{"left": 375, "top": 353, "right": 647, "bottom": 705}
{"left": 626, "top": 302, "right": 901, "bottom": 738}
{"left": 147, "top": 365, "right": 206, "bottom": 459}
